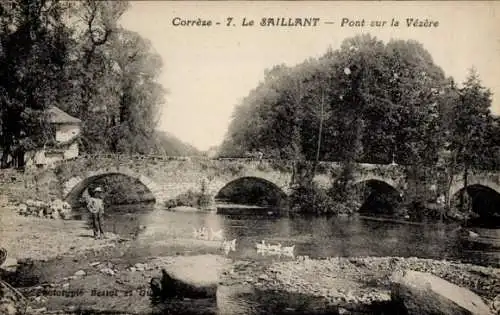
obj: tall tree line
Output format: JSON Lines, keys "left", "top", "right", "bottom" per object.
{"left": 219, "top": 34, "right": 499, "bottom": 205}
{"left": 220, "top": 34, "right": 498, "bottom": 168}
{"left": 0, "top": 0, "right": 166, "bottom": 168}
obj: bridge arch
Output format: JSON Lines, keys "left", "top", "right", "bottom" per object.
{"left": 449, "top": 183, "right": 500, "bottom": 222}
{"left": 352, "top": 177, "right": 403, "bottom": 215}
{"left": 63, "top": 166, "right": 161, "bottom": 206}
{"left": 449, "top": 178, "right": 500, "bottom": 199}
{"left": 214, "top": 176, "right": 289, "bottom": 208}
{"left": 353, "top": 175, "right": 401, "bottom": 194}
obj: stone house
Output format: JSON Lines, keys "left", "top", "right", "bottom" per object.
{"left": 26, "top": 106, "right": 81, "bottom": 168}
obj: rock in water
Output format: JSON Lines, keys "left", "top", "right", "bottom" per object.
{"left": 154, "top": 255, "right": 229, "bottom": 299}
{"left": 391, "top": 270, "right": 493, "bottom": 315}
{"left": 159, "top": 268, "right": 216, "bottom": 299}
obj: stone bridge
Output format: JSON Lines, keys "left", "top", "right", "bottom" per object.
{"left": 448, "top": 172, "right": 500, "bottom": 199}
{"left": 29, "top": 154, "right": 500, "bottom": 209}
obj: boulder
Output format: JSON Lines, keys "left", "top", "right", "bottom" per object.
{"left": 134, "top": 263, "right": 147, "bottom": 271}
{"left": 60, "top": 211, "right": 72, "bottom": 220}
{"left": 151, "top": 255, "right": 229, "bottom": 299}
{"left": 391, "top": 270, "right": 493, "bottom": 315}
{"left": 51, "top": 211, "right": 60, "bottom": 220}
{"left": 74, "top": 270, "right": 86, "bottom": 277}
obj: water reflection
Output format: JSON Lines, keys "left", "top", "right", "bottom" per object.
{"left": 73, "top": 204, "right": 499, "bottom": 267}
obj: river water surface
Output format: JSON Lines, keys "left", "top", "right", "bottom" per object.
{"left": 68, "top": 203, "right": 500, "bottom": 314}
{"left": 79, "top": 203, "right": 499, "bottom": 268}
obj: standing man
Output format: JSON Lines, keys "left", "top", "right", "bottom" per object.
{"left": 86, "top": 187, "right": 105, "bottom": 239}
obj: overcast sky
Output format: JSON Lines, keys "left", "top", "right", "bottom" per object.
{"left": 120, "top": 1, "right": 500, "bottom": 151}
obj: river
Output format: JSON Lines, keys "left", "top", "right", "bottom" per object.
{"left": 75, "top": 203, "right": 500, "bottom": 268}
{"left": 60, "top": 203, "right": 500, "bottom": 314}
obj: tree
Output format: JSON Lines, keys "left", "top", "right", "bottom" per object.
{"left": 59, "top": 1, "right": 165, "bottom": 155}
{"left": 105, "top": 29, "right": 165, "bottom": 154}
{"left": 0, "top": 1, "right": 169, "bottom": 167}
{"left": 218, "top": 35, "right": 497, "bottom": 214}
{"left": 447, "top": 69, "right": 493, "bottom": 211}
{"left": 60, "top": 0, "right": 129, "bottom": 152}
{"left": 0, "top": 0, "right": 72, "bottom": 168}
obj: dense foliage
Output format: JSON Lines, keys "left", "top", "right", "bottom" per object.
{"left": 165, "top": 190, "right": 213, "bottom": 210}
{"left": 220, "top": 35, "right": 498, "bottom": 167}
{"left": 0, "top": 1, "right": 71, "bottom": 168}
{"left": 219, "top": 34, "right": 499, "bottom": 214}
{"left": 154, "top": 131, "right": 201, "bottom": 157}
{"left": 0, "top": 1, "right": 198, "bottom": 169}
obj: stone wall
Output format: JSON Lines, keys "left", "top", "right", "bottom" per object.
{"left": 54, "top": 157, "right": 296, "bottom": 205}
{"left": 23, "top": 156, "right": 497, "bottom": 209}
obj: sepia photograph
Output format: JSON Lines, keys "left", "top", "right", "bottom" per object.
{"left": 0, "top": 1, "right": 499, "bottom": 314}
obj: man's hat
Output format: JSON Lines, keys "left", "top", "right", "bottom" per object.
{"left": 94, "top": 187, "right": 103, "bottom": 192}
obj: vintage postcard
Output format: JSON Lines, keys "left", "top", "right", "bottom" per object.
{"left": 0, "top": 1, "right": 499, "bottom": 314}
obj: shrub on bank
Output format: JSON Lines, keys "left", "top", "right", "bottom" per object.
{"left": 290, "top": 183, "right": 355, "bottom": 215}
{"left": 165, "top": 190, "right": 213, "bottom": 210}
{"left": 198, "top": 193, "right": 212, "bottom": 209}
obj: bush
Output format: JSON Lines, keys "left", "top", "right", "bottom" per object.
{"left": 164, "top": 199, "right": 178, "bottom": 209}
{"left": 164, "top": 190, "right": 213, "bottom": 210}
{"left": 198, "top": 194, "right": 213, "bottom": 209}
{"left": 290, "top": 183, "right": 338, "bottom": 215}
{"left": 289, "top": 178, "right": 362, "bottom": 216}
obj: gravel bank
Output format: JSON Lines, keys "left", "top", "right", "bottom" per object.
{"left": 0, "top": 205, "right": 125, "bottom": 262}
{"left": 223, "top": 256, "right": 500, "bottom": 312}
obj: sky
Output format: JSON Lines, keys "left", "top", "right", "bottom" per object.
{"left": 120, "top": 1, "right": 500, "bottom": 151}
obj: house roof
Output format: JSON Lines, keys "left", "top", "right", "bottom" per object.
{"left": 47, "top": 106, "right": 81, "bottom": 124}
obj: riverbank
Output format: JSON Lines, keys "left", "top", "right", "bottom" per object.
{"left": 6, "top": 255, "right": 500, "bottom": 315}
{"left": 0, "top": 203, "right": 227, "bottom": 264}
{"left": 6, "top": 243, "right": 499, "bottom": 314}
{"left": 0, "top": 204, "right": 227, "bottom": 314}
{"left": 0, "top": 205, "right": 127, "bottom": 263}
{"left": 222, "top": 256, "right": 500, "bottom": 314}
{"left": 11, "top": 254, "right": 227, "bottom": 315}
